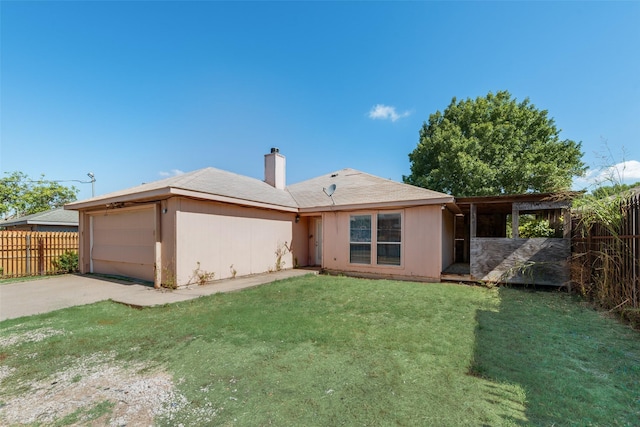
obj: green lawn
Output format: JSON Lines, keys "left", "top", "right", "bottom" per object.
{"left": 1, "top": 275, "right": 639, "bottom": 426}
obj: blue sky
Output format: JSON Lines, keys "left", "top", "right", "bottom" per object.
{"left": 1, "top": 1, "right": 639, "bottom": 201}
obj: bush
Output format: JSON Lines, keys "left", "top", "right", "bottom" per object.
{"left": 519, "top": 218, "right": 557, "bottom": 238}
{"left": 52, "top": 251, "right": 79, "bottom": 274}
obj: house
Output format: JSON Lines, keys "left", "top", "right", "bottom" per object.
{"left": 0, "top": 208, "right": 79, "bottom": 232}
{"left": 65, "top": 148, "right": 457, "bottom": 287}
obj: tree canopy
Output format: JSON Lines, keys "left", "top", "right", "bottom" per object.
{"left": 591, "top": 181, "right": 640, "bottom": 199}
{"left": 404, "top": 91, "right": 586, "bottom": 197}
{"left": 0, "top": 171, "right": 78, "bottom": 219}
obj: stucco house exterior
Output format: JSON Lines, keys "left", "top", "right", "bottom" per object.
{"left": 65, "top": 148, "right": 457, "bottom": 287}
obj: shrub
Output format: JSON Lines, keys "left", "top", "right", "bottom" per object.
{"left": 52, "top": 251, "right": 79, "bottom": 274}
{"left": 191, "top": 262, "right": 215, "bottom": 286}
{"left": 518, "top": 218, "right": 557, "bottom": 238}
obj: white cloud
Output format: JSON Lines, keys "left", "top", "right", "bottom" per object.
{"left": 573, "top": 160, "right": 640, "bottom": 190}
{"left": 368, "top": 104, "right": 411, "bottom": 122}
{"left": 159, "top": 169, "right": 185, "bottom": 177}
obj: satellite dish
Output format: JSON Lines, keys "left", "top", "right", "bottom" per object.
{"left": 323, "top": 184, "right": 336, "bottom": 197}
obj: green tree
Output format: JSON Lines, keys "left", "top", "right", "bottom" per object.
{"left": 404, "top": 91, "right": 586, "bottom": 196}
{"left": 0, "top": 171, "right": 78, "bottom": 219}
{"left": 591, "top": 181, "right": 640, "bottom": 199}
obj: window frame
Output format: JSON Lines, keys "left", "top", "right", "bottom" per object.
{"left": 348, "top": 211, "right": 403, "bottom": 267}
{"left": 376, "top": 212, "right": 402, "bottom": 266}
{"left": 349, "top": 214, "right": 372, "bottom": 264}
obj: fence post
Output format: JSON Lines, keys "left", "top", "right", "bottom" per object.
{"left": 26, "top": 234, "right": 31, "bottom": 275}
{"left": 629, "top": 195, "right": 640, "bottom": 308}
{"left": 38, "top": 237, "right": 45, "bottom": 275}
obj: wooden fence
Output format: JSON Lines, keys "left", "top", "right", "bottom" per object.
{"left": 0, "top": 231, "right": 79, "bottom": 278}
{"left": 572, "top": 194, "right": 640, "bottom": 314}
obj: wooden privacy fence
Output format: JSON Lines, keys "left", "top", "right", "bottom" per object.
{"left": 572, "top": 194, "right": 640, "bottom": 313}
{"left": 0, "top": 231, "right": 79, "bottom": 278}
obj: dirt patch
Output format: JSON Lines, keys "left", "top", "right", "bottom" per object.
{"left": 0, "top": 352, "right": 186, "bottom": 426}
{"left": 0, "top": 326, "right": 67, "bottom": 347}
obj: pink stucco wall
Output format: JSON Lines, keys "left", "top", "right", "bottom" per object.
{"left": 75, "top": 197, "right": 450, "bottom": 287}
{"left": 321, "top": 205, "right": 447, "bottom": 281}
{"left": 173, "top": 198, "right": 306, "bottom": 285}
{"left": 441, "top": 208, "right": 455, "bottom": 270}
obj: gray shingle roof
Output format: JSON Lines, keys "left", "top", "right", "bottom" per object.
{"left": 67, "top": 167, "right": 299, "bottom": 209}
{"left": 288, "top": 168, "right": 453, "bottom": 209}
{"left": 66, "top": 167, "right": 453, "bottom": 212}
{"left": 0, "top": 208, "right": 78, "bottom": 226}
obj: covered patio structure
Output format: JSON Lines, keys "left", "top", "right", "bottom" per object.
{"left": 442, "top": 193, "right": 573, "bottom": 286}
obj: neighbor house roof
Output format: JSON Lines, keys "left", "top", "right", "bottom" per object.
{"left": 289, "top": 168, "right": 455, "bottom": 212}
{"left": 0, "top": 208, "right": 79, "bottom": 227}
{"left": 65, "top": 167, "right": 455, "bottom": 213}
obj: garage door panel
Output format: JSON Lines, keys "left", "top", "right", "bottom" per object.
{"left": 92, "top": 229, "right": 155, "bottom": 246}
{"left": 92, "top": 244, "right": 154, "bottom": 265}
{"left": 92, "top": 260, "right": 155, "bottom": 282}
{"left": 90, "top": 207, "right": 155, "bottom": 282}
{"left": 94, "top": 209, "right": 154, "bottom": 227}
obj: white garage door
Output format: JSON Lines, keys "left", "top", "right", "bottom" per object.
{"left": 90, "top": 206, "right": 155, "bottom": 282}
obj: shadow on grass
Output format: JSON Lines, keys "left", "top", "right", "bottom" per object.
{"left": 470, "top": 287, "right": 640, "bottom": 426}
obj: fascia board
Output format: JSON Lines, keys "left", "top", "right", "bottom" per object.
{"left": 26, "top": 221, "right": 78, "bottom": 226}
{"left": 169, "top": 188, "right": 299, "bottom": 213}
{"left": 65, "top": 187, "right": 299, "bottom": 213}
{"left": 298, "top": 196, "right": 455, "bottom": 213}
{"left": 64, "top": 188, "right": 173, "bottom": 211}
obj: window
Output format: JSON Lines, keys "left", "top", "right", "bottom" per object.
{"left": 350, "top": 215, "right": 371, "bottom": 264}
{"left": 350, "top": 212, "right": 402, "bottom": 266}
{"left": 377, "top": 213, "right": 401, "bottom": 265}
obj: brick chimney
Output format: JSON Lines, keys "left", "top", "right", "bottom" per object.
{"left": 264, "top": 147, "right": 286, "bottom": 189}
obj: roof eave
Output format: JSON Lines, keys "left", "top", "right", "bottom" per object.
{"left": 64, "top": 188, "right": 173, "bottom": 211}
{"left": 27, "top": 221, "right": 78, "bottom": 226}
{"left": 170, "top": 188, "right": 299, "bottom": 213}
{"left": 65, "top": 187, "right": 299, "bottom": 213}
{"left": 0, "top": 221, "right": 26, "bottom": 227}
{"left": 298, "top": 196, "right": 455, "bottom": 213}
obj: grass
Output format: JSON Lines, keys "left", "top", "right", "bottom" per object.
{"left": 1, "top": 274, "right": 639, "bottom": 425}
{"left": 50, "top": 401, "right": 115, "bottom": 427}
{"left": 471, "top": 288, "right": 640, "bottom": 425}
{"left": 0, "top": 275, "right": 54, "bottom": 285}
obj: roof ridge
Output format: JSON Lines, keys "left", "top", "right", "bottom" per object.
{"left": 66, "top": 165, "right": 451, "bottom": 212}
{"left": 169, "top": 167, "right": 215, "bottom": 188}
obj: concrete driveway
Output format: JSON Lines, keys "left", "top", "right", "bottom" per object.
{"left": 0, "top": 269, "right": 318, "bottom": 322}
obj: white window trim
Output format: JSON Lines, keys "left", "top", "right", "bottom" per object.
{"left": 348, "top": 210, "right": 404, "bottom": 268}
{"left": 349, "top": 213, "right": 373, "bottom": 265}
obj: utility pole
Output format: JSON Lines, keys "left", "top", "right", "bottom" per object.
{"left": 87, "top": 172, "right": 95, "bottom": 197}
